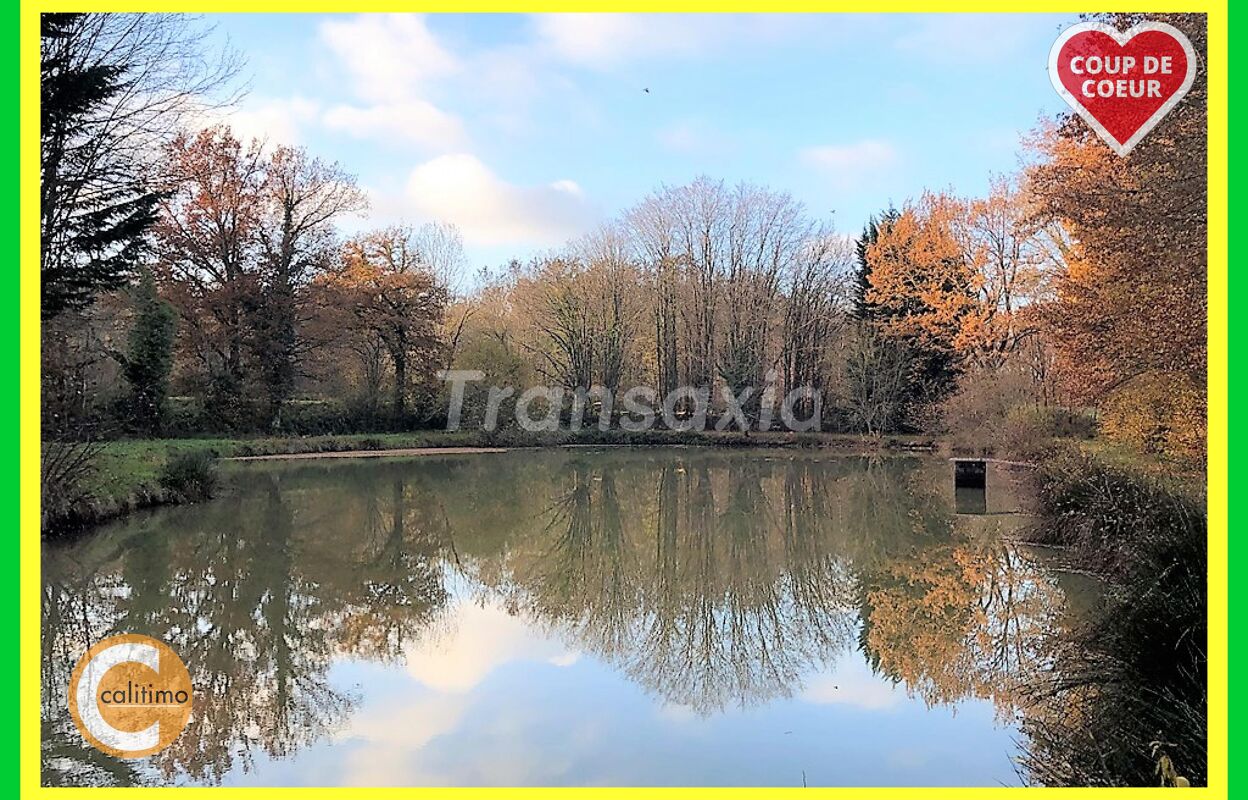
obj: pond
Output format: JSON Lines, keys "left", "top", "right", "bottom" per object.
{"left": 41, "top": 448, "right": 1087, "bottom": 787}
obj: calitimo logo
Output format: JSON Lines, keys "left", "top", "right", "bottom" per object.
{"left": 67, "top": 634, "right": 193, "bottom": 759}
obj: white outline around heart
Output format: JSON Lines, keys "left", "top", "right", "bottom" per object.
{"left": 1047, "top": 21, "right": 1197, "bottom": 157}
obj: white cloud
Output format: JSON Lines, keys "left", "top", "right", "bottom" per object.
{"left": 656, "top": 121, "right": 702, "bottom": 153}
{"left": 531, "top": 14, "right": 843, "bottom": 70}
{"left": 548, "top": 179, "right": 583, "bottom": 197}
{"left": 802, "top": 139, "right": 897, "bottom": 172}
{"left": 312, "top": 15, "right": 466, "bottom": 152}
{"left": 320, "top": 14, "right": 461, "bottom": 103}
{"left": 376, "top": 153, "right": 597, "bottom": 248}
{"left": 655, "top": 119, "right": 736, "bottom": 156}
{"left": 323, "top": 101, "right": 466, "bottom": 151}
{"left": 403, "top": 599, "right": 580, "bottom": 692}
{"left": 533, "top": 14, "right": 675, "bottom": 69}
{"left": 656, "top": 702, "right": 699, "bottom": 723}
{"left": 800, "top": 139, "right": 899, "bottom": 188}
{"left": 199, "top": 96, "right": 322, "bottom": 146}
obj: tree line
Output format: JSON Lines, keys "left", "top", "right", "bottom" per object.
{"left": 41, "top": 12, "right": 1207, "bottom": 461}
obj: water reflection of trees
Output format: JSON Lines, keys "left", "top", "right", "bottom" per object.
{"left": 859, "top": 537, "right": 1063, "bottom": 715}
{"left": 1017, "top": 535, "right": 1207, "bottom": 787}
{"left": 43, "top": 452, "right": 1083, "bottom": 786}
{"left": 41, "top": 469, "right": 453, "bottom": 786}
{"left": 517, "top": 458, "right": 860, "bottom": 712}
{"left": 476, "top": 453, "right": 1040, "bottom": 716}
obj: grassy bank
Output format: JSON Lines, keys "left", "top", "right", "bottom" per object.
{"left": 1018, "top": 444, "right": 1206, "bottom": 786}
{"left": 46, "top": 429, "right": 936, "bottom": 536}
{"left": 1026, "top": 443, "right": 1205, "bottom": 579}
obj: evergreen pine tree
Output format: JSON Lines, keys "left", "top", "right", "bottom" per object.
{"left": 851, "top": 205, "right": 898, "bottom": 320}
{"left": 122, "top": 269, "right": 176, "bottom": 434}
{"left": 41, "top": 13, "right": 161, "bottom": 318}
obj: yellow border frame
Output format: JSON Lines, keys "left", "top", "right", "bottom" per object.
{"left": 19, "top": 4, "right": 1229, "bottom": 797}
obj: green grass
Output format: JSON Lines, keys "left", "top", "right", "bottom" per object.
{"left": 65, "top": 429, "right": 1203, "bottom": 536}
{"left": 58, "top": 428, "right": 934, "bottom": 535}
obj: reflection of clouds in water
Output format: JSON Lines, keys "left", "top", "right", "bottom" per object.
{"left": 403, "top": 599, "right": 581, "bottom": 692}
{"left": 886, "top": 746, "right": 932, "bottom": 771}
{"left": 42, "top": 452, "right": 1044, "bottom": 787}
{"left": 337, "top": 693, "right": 466, "bottom": 786}
{"left": 656, "top": 702, "right": 699, "bottom": 723}
{"left": 329, "top": 594, "right": 588, "bottom": 785}
{"left": 800, "top": 656, "right": 904, "bottom": 711}
{"left": 330, "top": 673, "right": 595, "bottom": 786}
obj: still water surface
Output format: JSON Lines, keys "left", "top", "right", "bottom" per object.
{"left": 42, "top": 448, "right": 1083, "bottom": 787}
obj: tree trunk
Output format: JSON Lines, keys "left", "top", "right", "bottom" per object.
{"left": 392, "top": 345, "right": 407, "bottom": 419}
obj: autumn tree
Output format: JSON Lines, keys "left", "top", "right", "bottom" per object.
{"left": 1025, "top": 13, "right": 1207, "bottom": 458}
{"left": 865, "top": 192, "right": 982, "bottom": 418}
{"left": 252, "top": 146, "right": 366, "bottom": 429}
{"left": 154, "top": 125, "right": 265, "bottom": 419}
{"left": 958, "top": 177, "right": 1051, "bottom": 368}
{"left": 323, "top": 227, "right": 450, "bottom": 418}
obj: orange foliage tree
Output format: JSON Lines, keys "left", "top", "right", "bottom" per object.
{"left": 318, "top": 228, "right": 449, "bottom": 417}
{"left": 1025, "top": 13, "right": 1207, "bottom": 459}
{"left": 864, "top": 192, "right": 982, "bottom": 411}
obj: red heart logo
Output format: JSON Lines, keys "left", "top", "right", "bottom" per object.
{"left": 1048, "top": 22, "right": 1196, "bottom": 156}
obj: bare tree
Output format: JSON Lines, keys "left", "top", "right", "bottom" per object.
{"left": 254, "top": 146, "right": 367, "bottom": 428}
{"left": 843, "top": 324, "right": 911, "bottom": 435}
{"left": 575, "top": 225, "right": 644, "bottom": 393}
{"left": 717, "top": 183, "right": 807, "bottom": 408}
{"left": 518, "top": 257, "right": 597, "bottom": 389}
{"left": 781, "top": 232, "right": 854, "bottom": 412}
{"left": 627, "top": 192, "right": 681, "bottom": 398}
{"left": 628, "top": 177, "right": 831, "bottom": 415}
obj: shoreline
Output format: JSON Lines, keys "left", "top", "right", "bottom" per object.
{"left": 224, "top": 438, "right": 941, "bottom": 462}
{"left": 44, "top": 431, "right": 939, "bottom": 536}
{"left": 228, "top": 445, "right": 513, "bottom": 461}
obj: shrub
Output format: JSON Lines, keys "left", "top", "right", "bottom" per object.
{"left": 941, "top": 366, "right": 1092, "bottom": 458}
{"left": 1099, "top": 372, "right": 1205, "bottom": 461}
{"left": 997, "top": 406, "right": 1095, "bottom": 459}
{"left": 40, "top": 439, "right": 102, "bottom": 533}
{"left": 158, "top": 450, "right": 218, "bottom": 502}
{"left": 1019, "top": 445, "right": 1206, "bottom": 785}
{"left": 1028, "top": 444, "right": 1203, "bottom": 579}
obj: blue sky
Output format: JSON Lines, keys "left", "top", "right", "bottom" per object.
{"left": 204, "top": 13, "right": 1079, "bottom": 274}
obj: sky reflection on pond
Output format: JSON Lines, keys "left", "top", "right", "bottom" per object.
{"left": 42, "top": 449, "right": 1067, "bottom": 787}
